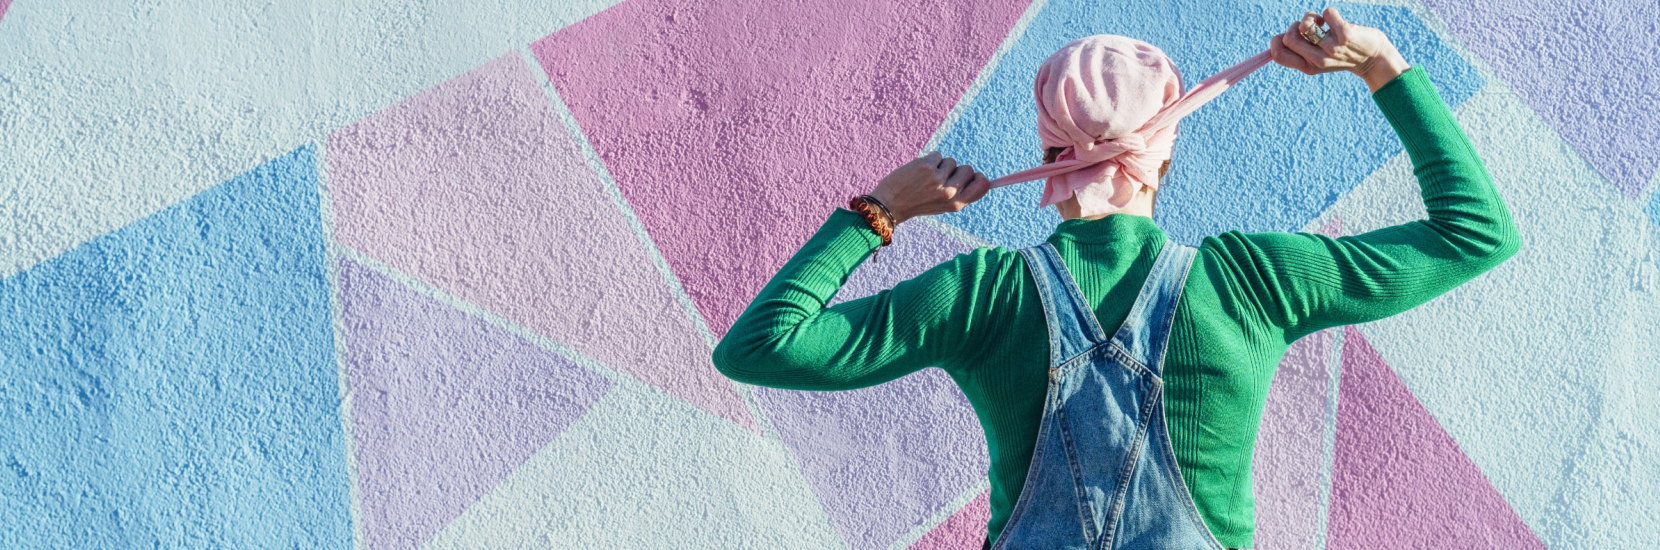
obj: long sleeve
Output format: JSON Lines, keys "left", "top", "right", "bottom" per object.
{"left": 1201, "top": 66, "right": 1521, "bottom": 339}
{"left": 712, "top": 209, "right": 1005, "bottom": 390}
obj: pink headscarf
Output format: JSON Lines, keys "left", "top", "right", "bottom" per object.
{"left": 989, "top": 36, "right": 1272, "bottom": 217}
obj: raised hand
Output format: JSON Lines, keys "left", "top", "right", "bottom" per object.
{"left": 868, "top": 151, "right": 992, "bottom": 225}
{"left": 1268, "top": 7, "right": 1412, "bottom": 92}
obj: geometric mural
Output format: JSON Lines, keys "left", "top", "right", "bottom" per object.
{"left": 755, "top": 369, "right": 989, "bottom": 550}
{"left": 1421, "top": 0, "right": 1660, "bottom": 198}
{"left": 0, "top": 147, "right": 352, "bottom": 548}
{"left": 909, "top": 491, "right": 993, "bottom": 550}
{"left": 531, "top": 0, "right": 1030, "bottom": 337}
{"left": 336, "top": 259, "right": 610, "bottom": 549}
{"left": 5, "top": 0, "right": 1658, "bottom": 548}
{"left": 325, "top": 53, "right": 755, "bottom": 431}
{"left": 1251, "top": 318, "right": 1337, "bottom": 550}
{"left": 1328, "top": 327, "right": 1543, "bottom": 549}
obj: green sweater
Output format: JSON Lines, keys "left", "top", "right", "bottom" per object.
{"left": 711, "top": 67, "right": 1519, "bottom": 548}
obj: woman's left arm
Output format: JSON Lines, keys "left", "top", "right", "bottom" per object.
{"left": 712, "top": 154, "right": 997, "bottom": 390}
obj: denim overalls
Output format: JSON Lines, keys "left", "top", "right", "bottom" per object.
{"left": 985, "top": 241, "right": 1226, "bottom": 550}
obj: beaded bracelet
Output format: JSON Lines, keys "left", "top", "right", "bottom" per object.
{"left": 849, "top": 194, "right": 895, "bottom": 261}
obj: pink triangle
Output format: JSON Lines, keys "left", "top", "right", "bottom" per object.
{"left": 1327, "top": 327, "right": 1544, "bottom": 549}
{"left": 326, "top": 53, "right": 756, "bottom": 431}
{"left": 909, "top": 491, "right": 991, "bottom": 550}
{"left": 531, "top": 0, "right": 1031, "bottom": 338}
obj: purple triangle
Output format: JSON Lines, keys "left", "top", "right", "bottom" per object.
{"left": 1420, "top": 0, "right": 1660, "bottom": 197}
{"left": 755, "top": 368, "right": 989, "bottom": 550}
{"left": 1327, "top": 327, "right": 1543, "bottom": 549}
{"left": 337, "top": 258, "right": 612, "bottom": 549}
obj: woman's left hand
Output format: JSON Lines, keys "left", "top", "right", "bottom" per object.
{"left": 1269, "top": 7, "right": 1411, "bottom": 92}
{"left": 868, "top": 151, "right": 992, "bottom": 225}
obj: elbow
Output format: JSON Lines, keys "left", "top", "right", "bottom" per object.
{"left": 1433, "top": 208, "right": 1522, "bottom": 270}
{"left": 1462, "top": 216, "right": 1522, "bottom": 272}
{"left": 1492, "top": 220, "right": 1522, "bottom": 265}
{"left": 711, "top": 334, "right": 784, "bottom": 386}
{"left": 711, "top": 338, "right": 755, "bottom": 384}
{"left": 1481, "top": 208, "right": 1523, "bottom": 266}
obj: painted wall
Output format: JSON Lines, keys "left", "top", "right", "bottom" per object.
{"left": 2, "top": 0, "right": 1656, "bottom": 548}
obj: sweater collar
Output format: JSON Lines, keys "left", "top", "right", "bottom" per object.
{"left": 1047, "top": 213, "right": 1167, "bottom": 245}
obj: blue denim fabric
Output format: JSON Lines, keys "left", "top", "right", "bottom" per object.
{"left": 988, "top": 241, "right": 1226, "bottom": 550}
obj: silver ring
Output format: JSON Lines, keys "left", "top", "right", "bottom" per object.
{"left": 1302, "top": 26, "right": 1325, "bottom": 45}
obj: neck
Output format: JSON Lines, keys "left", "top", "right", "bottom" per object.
{"left": 1057, "top": 187, "right": 1158, "bottom": 221}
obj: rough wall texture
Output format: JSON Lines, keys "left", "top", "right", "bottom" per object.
{"left": 2, "top": 1, "right": 1656, "bottom": 549}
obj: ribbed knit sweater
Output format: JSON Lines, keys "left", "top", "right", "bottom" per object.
{"left": 711, "top": 66, "right": 1519, "bottom": 548}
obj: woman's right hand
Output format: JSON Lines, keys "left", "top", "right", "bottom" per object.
{"left": 867, "top": 151, "right": 991, "bottom": 226}
{"left": 1269, "top": 7, "right": 1412, "bottom": 92}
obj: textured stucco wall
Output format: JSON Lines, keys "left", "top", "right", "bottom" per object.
{"left": 2, "top": 1, "right": 1656, "bottom": 549}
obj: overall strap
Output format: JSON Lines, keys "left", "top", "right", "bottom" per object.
{"left": 1020, "top": 242, "right": 1110, "bottom": 366}
{"left": 1110, "top": 241, "right": 1197, "bottom": 376}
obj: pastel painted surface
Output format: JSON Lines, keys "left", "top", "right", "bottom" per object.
{"left": 422, "top": 381, "right": 843, "bottom": 549}
{"left": 910, "top": 491, "right": 993, "bottom": 550}
{"left": 0, "top": 0, "right": 626, "bottom": 280}
{"left": 755, "top": 368, "right": 990, "bottom": 550}
{"left": 337, "top": 259, "right": 611, "bottom": 549}
{"left": 1252, "top": 327, "right": 1334, "bottom": 550}
{"left": 1331, "top": 82, "right": 1660, "bottom": 549}
{"left": 0, "top": 147, "right": 352, "bottom": 548}
{"left": 532, "top": 0, "right": 1030, "bottom": 336}
{"left": 325, "top": 53, "right": 754, "bottom": 430}
{"left": 1421, "top": 0, "right": 1660, "bottom": 197}
{"left": 1649, "top": 186, "right": 1660, "bottom": 229}
{"left": 1327, "top": 328, "right": 1543, "bottom": 549}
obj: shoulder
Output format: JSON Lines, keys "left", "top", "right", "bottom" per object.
{"left": 1193, "top": 229, "right": 1339, "bottom": 271}
{"left": 917, "top": 245, "right": 1027, "bottom": 288}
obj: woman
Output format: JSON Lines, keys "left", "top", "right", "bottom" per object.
{"left": 713, "top": 8, "right": 1518, "bottom": 550}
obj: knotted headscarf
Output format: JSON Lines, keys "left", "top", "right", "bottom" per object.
{"left": 989, "top": 35, "right": 1272, "bottom": 217}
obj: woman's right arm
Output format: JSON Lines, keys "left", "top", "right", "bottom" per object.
{"left": 1215, "top": 8, "right": 1521, "bottom": 336}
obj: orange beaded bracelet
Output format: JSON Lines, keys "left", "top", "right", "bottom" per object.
{"left": 849, "top": 194, "right": 895, "bottom": 260}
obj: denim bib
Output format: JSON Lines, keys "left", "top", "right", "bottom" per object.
{"left": 989, "top": 241, "right": 1225, "bottom": 550}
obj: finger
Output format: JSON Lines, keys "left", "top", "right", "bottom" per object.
{"left": 946, "top": 164, "right": 975, "bottom": 189}
{"left": 955, "top": 172, "right": 993, "bottom": 208}
{"left": 1283, "top": 22, "right": 1331, "bottom": 69}
{"left": 1270, "top": 34, "right": 1311, "bottom": 72}
{"left": 1300, "top": 13, "right": 1333, "bottom": 53}
{"left": 1280, "top": 25, "right": 1317, "bottom": 68}
{"left": 1301, "top": 11, "right": 1327, "bottom": 32}
{"left": 919, "top": 151, "right": 943, "bottom": 167}
{"left": 1323, "top": 7, "right": 1350, "bottom": 44}
{"left": 937, "top": 157, "right": 958, "bottom": 179}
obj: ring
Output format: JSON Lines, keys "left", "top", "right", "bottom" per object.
{"left": 1302, "top": 26, "right": 1324, "bottom": 45}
